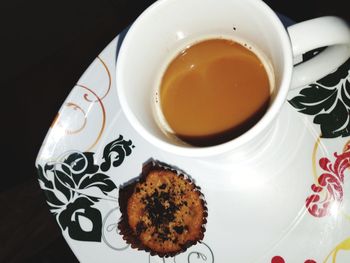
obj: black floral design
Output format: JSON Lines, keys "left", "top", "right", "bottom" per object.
{"left": 37, "top": 135, "right": 134, "bottom": 242}
{"left": 58, "top": 197, "right": 102, "bottom": 241}
{"left": 101, "top": 135, "right": 134, "bottom": 172}
{"left": 289, "top": 58, "right": 350, "bottom": 138}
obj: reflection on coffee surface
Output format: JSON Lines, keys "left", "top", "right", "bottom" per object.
{"left": 159, "top": 39, "right": 271, "bottom": 146}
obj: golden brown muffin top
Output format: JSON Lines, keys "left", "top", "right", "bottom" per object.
{"left": 119, "top": 161, "right": 207, "bottom": 257}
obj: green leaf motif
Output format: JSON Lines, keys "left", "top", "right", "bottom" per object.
{"left": 341, "top": 80, "right": 350, "bottom": 108}
{"left": 37, "top": 165, "right": 53, "bottom": 189}
{"left": 289, "top": 58, "right": 350, "bottom": 138}
{"left": 38, "top": 164, "right": 66, "bottom": 208}
{"left": 54, "top": 170, "right": 74, "bottom": 203}
{"left": 314, "top": 100, "right": 350, "bottom": 138}
{"left": 289, "top": 84, "right": 337, "bottom": 115}
{"left": 63, "top": 152, "right": 99, "bottom": 185}
{"left": 36, "top": 134, "right": 134, "bottom": 242}
{"left": 79, "top": 173, "right": 116, "bottom": 195}
{"left": 318, "top": 58, "right": 350, "bottom": 87}
{"left": 43, "top": 188, "right": 65, "bottom": 208}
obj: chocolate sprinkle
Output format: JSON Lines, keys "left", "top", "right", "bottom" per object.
{"left": 173, "top": 225, "right": 184, "bottom": 234}
{"left": 118, "top": 159, "right": 207, "bottom": 257}
{"left": 136, "top": 221, "right": 146, "bottom": 235}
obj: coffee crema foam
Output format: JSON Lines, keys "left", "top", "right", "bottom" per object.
{"left": 153, "top": 37, "right": 275, "bottom": 147}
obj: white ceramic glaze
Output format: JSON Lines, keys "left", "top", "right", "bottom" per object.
{"left": 288, "top": 16, "right": 350, "bottom": 88}
{"left": 116, "top": 0, "right": 350, "bottom": 158}
{"left": 35, "top": 27, "right": 350, "bottom": 262}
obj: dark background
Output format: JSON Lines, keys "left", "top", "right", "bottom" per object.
{"left": 0, "top": 0, "right": 348, "bottom": 262}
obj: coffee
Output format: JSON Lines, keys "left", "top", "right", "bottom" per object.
{"left": 157, "top": 38, "right": 271, "bottom": 146}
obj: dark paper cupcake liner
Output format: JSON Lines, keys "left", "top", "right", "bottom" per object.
{"left": 118, "top": 159, "right": 207, "bottom": 258}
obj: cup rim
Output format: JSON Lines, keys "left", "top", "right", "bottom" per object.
{"left": 116, "top": 0, "right": 293, "bottom": 158}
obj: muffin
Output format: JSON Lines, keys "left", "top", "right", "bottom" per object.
{"left": 118, "top": 160, "right": 207, "bottom": 257}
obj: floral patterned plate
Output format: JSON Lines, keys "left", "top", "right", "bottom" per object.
{"left": 36, "top": 15, "right": 350, "bottom": 263}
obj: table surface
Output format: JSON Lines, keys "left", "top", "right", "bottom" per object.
{"left": 1, "top": 0, "right": 349, "bottom": 262}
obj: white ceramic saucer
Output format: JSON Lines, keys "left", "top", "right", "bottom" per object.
{"left": 36, "top": 16, "right": 350, "bottom": 263}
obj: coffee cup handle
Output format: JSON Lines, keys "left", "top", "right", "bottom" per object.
{"left": 287, "top": 16, "right": 350, "bottom": 89}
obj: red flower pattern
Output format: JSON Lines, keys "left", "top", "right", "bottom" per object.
{"left": 271, "top": 255, "right": 316, "bottom": 263}
{"left": 305, "top": 150, "right": 349, "bottom": 217}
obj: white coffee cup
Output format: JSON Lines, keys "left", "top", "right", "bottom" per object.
{"left": 116, "top": 0, "right": 350, "bottom": 158}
